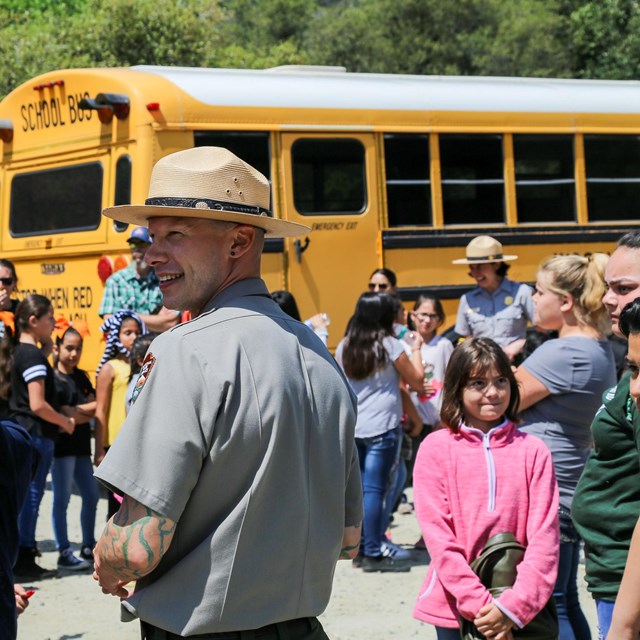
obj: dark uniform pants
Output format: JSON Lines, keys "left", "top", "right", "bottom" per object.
{"left": 140, "top": 617, "right": 329, "bottom": 640}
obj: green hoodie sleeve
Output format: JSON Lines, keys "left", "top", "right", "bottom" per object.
{"left": 573, "top": 372, "right": 640, "bottom": 600}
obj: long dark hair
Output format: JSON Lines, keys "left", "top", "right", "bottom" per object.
{"left": 15, "top": 294, "right": 52, "bottom": 337}
{"left": 341, "top": 292, "right": 395, "bottom": 380}
{"left": 440, "top": 337, "right": 520, "bottom": 432}
{"left": 0, "top": 294, "right": 52, "bottom": 401}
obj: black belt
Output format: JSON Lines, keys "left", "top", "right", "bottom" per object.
{"left": 141, "top": 617, "right": 320, "bottom": 640}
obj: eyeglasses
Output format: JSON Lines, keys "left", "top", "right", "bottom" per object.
{"left": 414, "top": 312, "right": 439, "bottom": 321}
{"left": 368, "top": 282, "right": 389, "bottom": 291}
{"left": 0, "top": 278, "right": 14, "bottom": 286}
{"left": 128, "top": 241, "right": 150, "bottom": 249}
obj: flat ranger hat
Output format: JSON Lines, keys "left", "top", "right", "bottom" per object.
{"left": 452, "top": 235, "right": 518, "bottom": 265}
{"left": 103, "top": 147, "right": 310, "bottom": 238}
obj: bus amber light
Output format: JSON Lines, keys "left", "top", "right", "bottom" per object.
{"left": 78, "top": 93, "right": 130, "bottom": 123}
{"left": 0, "top": 120, "right": 13, "bottom": 143}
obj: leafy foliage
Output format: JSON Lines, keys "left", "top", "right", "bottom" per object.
{"left": 0, "top": 0, "right": 639, "bottom": 100}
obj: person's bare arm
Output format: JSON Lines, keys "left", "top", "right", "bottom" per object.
{"left": 514, "top": 366, "right": 550, "bottom": 411}
{"left": 27, "top": 379, "right": 74, "bottom": 434}
{"left": 102, "top": 307, "right": 179, "bottom": 333}
{"left": 400, "top": 387, "right": 423, "bottom": 437}
{"left": 339, "top": 522, "right": 361, "bottom": 560}
{"left": 74, "top": 399, "right": 97, "bottom": 424}
{"left": 394, "top": 341, "right": 426, "bottom": 393}
{"left": 94, "top": 364, "right": 114, "bottom": 465}
{"left": 138, "top": 307, "right": 180, "bottom": 333}
{"left": 606, "top": 516, "right": 640, "bottom": 639}
{"left": 503, "top": 338, "right": 526, "bottom": 363}
{"left": 93, "top": 494, "right": 176, "bottom": 598}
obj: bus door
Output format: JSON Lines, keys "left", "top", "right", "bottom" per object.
{"left": 279, "top": 133, "right": 380, "bottom": 350}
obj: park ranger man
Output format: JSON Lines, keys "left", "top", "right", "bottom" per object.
{"left": 92, "top": 147, "right": 362, "bottom": 640}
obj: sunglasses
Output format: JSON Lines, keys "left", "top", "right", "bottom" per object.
{"left": 0, "top": 278, "right": 14, "bottom": 286}
{"left": 128, "top": 241, "right": 150, "bottom": 249}
{"left": 368, "top": 282, "right": 389, "bottom": 291}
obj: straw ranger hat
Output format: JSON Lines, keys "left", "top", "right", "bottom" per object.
{"left": 103, "top": 147, "right": 310, "bottom": 238}
{"left": 452, "top": 235, "right": 518, "bottom": 265}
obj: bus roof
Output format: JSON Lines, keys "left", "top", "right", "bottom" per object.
{"left": 133, "top": 65, "right": 640, "bottom": 114}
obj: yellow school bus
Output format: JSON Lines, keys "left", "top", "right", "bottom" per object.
{"left": 0, "top": 66, "right": 639, "bottom": 369}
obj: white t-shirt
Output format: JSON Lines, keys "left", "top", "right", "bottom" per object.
{"left": 412, "top": 334, "right": 454, "bottom": 425}
{"left": 336, "top": 335, "right": 405, "bottom": 438}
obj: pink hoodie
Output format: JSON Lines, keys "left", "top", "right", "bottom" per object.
{"left": 413, "top": 420, "right": 559, "bottom": 629}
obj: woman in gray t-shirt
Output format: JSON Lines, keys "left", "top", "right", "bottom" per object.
{"left": 517, "top": 253, "right": 615, "bottom": 640}
{"left": 336, "top": 292, "right": 425, "bottom": 572}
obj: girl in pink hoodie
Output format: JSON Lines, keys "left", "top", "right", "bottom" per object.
{"left": 413, "top": 338, "right": 559, "bottom": 639}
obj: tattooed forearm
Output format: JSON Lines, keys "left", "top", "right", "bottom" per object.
{"left": 96, "top": 495, "right": 176, "bottom": 582}
{"left": 340, "top": 543, "right": 360, "bottom": 559}
{"left": 339, "top": 521, "right": 361, "bottom": 560}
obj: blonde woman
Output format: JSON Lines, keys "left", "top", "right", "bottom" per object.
{"left": 516, "top": 254, "right": 616, "bottom": 640}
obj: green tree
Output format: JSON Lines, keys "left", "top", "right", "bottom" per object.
{"left": 470, "top": 0, "right": 572, "bottom": 77}
{"left": 569, "top": 0, "right": 640, "bottom": 79}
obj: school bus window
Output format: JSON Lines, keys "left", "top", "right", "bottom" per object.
{"left": 10, "top": 162, "right": 102, "bottom": 236}
{"left": 195, "top": 131, "right": 271, "bottom": 179}
{"left": 112, "top": 155, "right": 132, "bottom": 233}
{"left": 584, "top": 134, "right": 640, "bottom": 222}
{"left": 440, "top": 134, "right": 504, "bottom": 226}
{"left": 514, "top": 134, "right": 575, "bottom": 224}
{"left": 384, "top": 133, "right": 431, "bottom": 227}
{"left": 291, "top": 138, "right": 366, "bottom": 215}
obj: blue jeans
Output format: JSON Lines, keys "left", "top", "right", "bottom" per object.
{"left": 51, "top": 455, "right": 99, "bottom": 551}
{"left": 554, "top": 508, "right": 591, "bottom": 640}
{"left": 435, "top": 627, "right": 460, "bottom": 640}
{"left": 380, "top": 431, "right": 406, "bottom": 538}
{"left": 595, "top": 599, "right": 614, "bottom": 640}
{"left": 19, "top": 434, "right": 54, "bottom": 548}
{"left": 356, "top": 427, "right": 400, "bottom": 557}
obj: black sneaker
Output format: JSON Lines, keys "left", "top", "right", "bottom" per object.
{"left": 352, "top": 553, "right": 364, "bottom": 569}
{"left": 79, "top": 546, "right": 95, "bottom": 562}
{"left": 57, "top": 548, "right": 91, "bottom": 572}
{"left": 13, "top": 547, "right": 57, "bottom": 581}
{"left": 361, "top": 554, "right": 411, "bottom": 573}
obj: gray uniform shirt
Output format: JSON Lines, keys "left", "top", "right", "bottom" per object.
{"left": 95, "top": 278, "right": 362, "bottom": 635}
{"left": 519, "top": 336, "right": 616, "bottom": 510}
{"left": 454, "top": 278, "right": 534, "bottom": 346}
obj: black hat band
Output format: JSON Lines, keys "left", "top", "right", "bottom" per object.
{"left": 145, "top": 197, "right": 272, "bottom": 218}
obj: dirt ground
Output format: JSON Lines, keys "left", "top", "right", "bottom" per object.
{"left": 16, "top": 485, "right": 598, "bottom": 640}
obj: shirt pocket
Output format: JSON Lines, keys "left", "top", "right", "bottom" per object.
{"left": 494, "top": 304, "right": 525, "bottom": 339}
{"left": 466, "top": 310, "right": 490, "bottom": 337}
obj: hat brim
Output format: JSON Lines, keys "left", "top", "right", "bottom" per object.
{"left": 452, "top": 254, "right": 518, "bottom": 265}
{"left": 103, "top": 204, "right": 310, "bottom": 238}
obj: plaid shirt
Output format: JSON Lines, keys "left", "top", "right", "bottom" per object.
{"left": 98, "top": 265, "right": 163, "bottom": 317}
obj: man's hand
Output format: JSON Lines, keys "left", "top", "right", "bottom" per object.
{"left": 93, "top": 495, "right": 176, "bottom": 597}
{"left": 475, "top": 603, "right": 515, "bottom": 638}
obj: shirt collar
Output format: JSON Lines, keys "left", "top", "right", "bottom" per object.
{"left": 458, "top": 419, "right": 515, "bottom": 445}
{"left": 201, "top": 278, "right": 269, "bottom": 314}
{"left": 470, "top": 277, "right": 514, "bottom": 299}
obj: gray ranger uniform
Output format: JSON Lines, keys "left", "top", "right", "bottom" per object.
{"left": 95, "top": 278, "right": 362, "bottom": 635}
